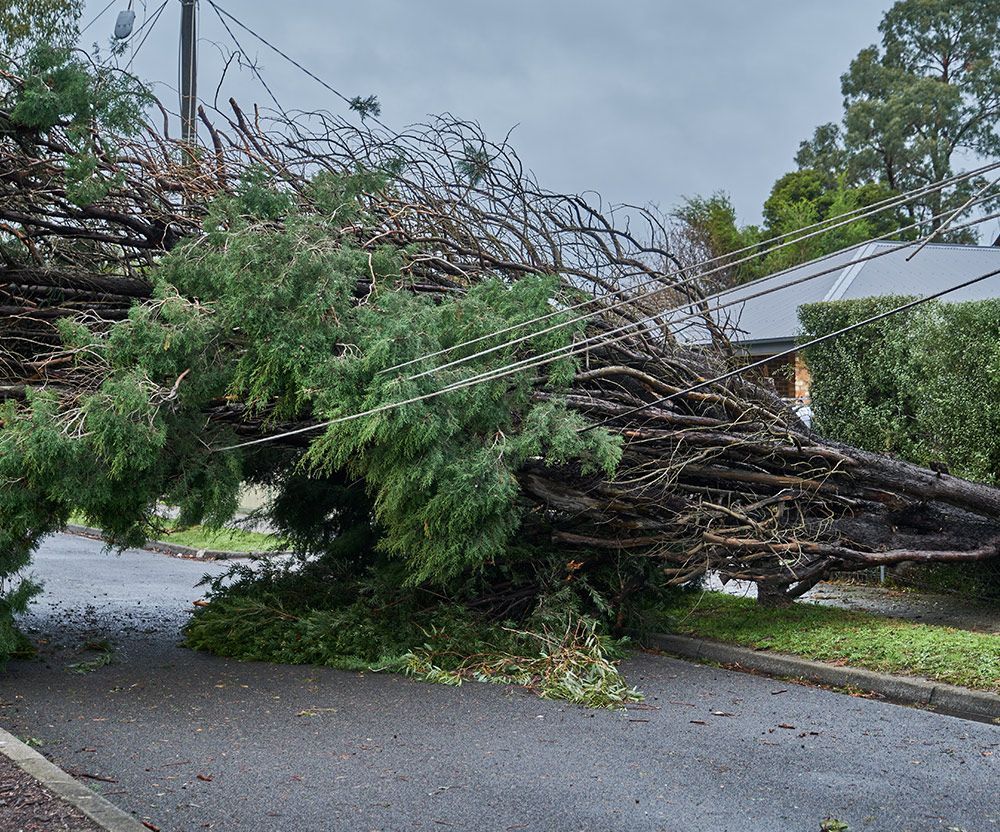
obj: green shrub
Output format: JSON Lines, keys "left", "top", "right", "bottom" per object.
{"left": 800, "top": 296, "right": 924, "bottom": 460}
{"left": 800, "top": 297, "right": 1000, "bottom": 599}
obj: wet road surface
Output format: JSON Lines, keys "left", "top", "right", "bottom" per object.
{"left": 2, "top": 535, "right": 998, "bottom": 832}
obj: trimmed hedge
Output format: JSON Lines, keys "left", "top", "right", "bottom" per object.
{"left": 799, "top": 297, "right": 1000, "bottom": 485}
{"left": 800, "top": 297, "right": 1000, "bottom": 602}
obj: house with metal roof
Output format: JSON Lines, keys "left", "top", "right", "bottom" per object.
{"left": 716, "top": 241, "right": 1000, "bottom": 401}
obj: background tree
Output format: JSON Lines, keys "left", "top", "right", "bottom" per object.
{"left": 669, "top": 193, "right": 760, "bottom": 288}
{"left": 676, "top": 0, "right": 1000, "bottom": 287}
{"left": 0, "top": 0, "right": 81, "bottom": 55}
{"left": 670, "top": 174, "right": 903, "bottom": 286}
{"left": 801, "top": 0, "right": 1000, "bottom": 238}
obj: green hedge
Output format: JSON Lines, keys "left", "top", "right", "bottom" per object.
{"left": 799, "top": 297, "right": 1000, "bottom": 602}
{"left": 799, "top": 297, "right": 1000, "bottom": 485}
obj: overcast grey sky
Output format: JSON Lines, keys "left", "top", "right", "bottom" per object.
{"left": 81, "top": 0, "right": 893, "bottom": 223}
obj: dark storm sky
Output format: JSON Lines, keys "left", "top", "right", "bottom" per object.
{"left": 80, "top": 0, "right": 893, "bottom": 223}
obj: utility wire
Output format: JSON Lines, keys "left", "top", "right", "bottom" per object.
{"left": 578, "top": 265, "right": 1000, "bottom": 433}
{"left": 383, "top": 159, "right": 1000, "bottom": 380}
{"left": 174, "top": 18, "right": 1000, "bottom": 451}
{"left": 79, "top": 0, "right": 117, "bottom": 35}
{"left": 426, "top": 205, "right": 1000, "bottom": 403}
{"left": 906, "top": 168, "right": 1000, "bottom": 261}
{"left": 123, "top": 0, "right": 168, "bottom": 72}
{"left": 425, "top": 194, "right": 1000, "bottom": 395}
{"left": 126, "top": 0, "right": 160, "bottom": 41}
{"left": 205, "top": 0, "right": 390, "bottom": 131}
{"left": 408, "top": 197, "right": 968, "bottom": 387}
{"left": 383, "top": 162, "right": 1000, "bottom": 378}
{"left": 206, "top": 0, "right": 292, "bottom": 122}
{"left": 211, "top": 203, "right": 1000, "bottom": 453}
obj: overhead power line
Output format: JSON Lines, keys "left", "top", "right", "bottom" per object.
{"left": 211, "top": 198, "right": 1000, "bottom": 453}
{"left": 421, "top": 192, "right": 1000, "bottom": 394}
{"left": 383, "top": 159, "right": 1000, "bottom": 380}
{"left": 578, "top": 265, "right": 1000, "bottom": 433}
{"left": 124, "top": 0, "right": 169, "bottom": 72}
{"left": 423, "top": 205, "right": 1000, "bottom": 404}
{"left": 79, "top": 0, "right": 117, "bottom": 35}
{"left": 204, "top": 0, "right": 389, "bottom": 130}
{"left": 906, "top": 168, "right": 1000, "bottom": 261}
{"left": 213, "top": 249, "right": 1000, "bottom": 453}
{"left": 206, "top": 0, "right": 292, "bottom": 122}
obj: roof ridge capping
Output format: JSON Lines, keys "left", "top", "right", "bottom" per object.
{"left": 825, "top": 239, "right": 1000, "bottom": 302}
{"left": 870, "top": 239, "right": 1000, "bottom": 251}
{"left": 823, "top": 241, "right": 876, "bottom": 301}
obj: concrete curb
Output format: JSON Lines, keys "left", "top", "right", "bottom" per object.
{"left": 647, "top": 633, "right": 1000, "bottom": 722}
{"left": 64, "top": 523, "right": 279, "bottom": 561}
{"left": 0, "top": 726, "right": 147, "bottom": 832}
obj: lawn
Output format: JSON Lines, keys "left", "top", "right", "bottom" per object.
{"left": 150, "top": 521, "right": 283, "bottom": 553}
{"left": 659, "top": 591, "right": 1000, "bottom": 693}
{"left": 69, "top": 512, "right": 283, "bottom": 554}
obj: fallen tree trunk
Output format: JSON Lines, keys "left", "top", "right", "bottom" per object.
{"left": 2, "top": 70, "right": 998, "bottom": 609}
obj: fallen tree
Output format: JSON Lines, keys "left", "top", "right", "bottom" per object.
{"left": 2, "top": 48, "right": 1000, "bottom": 667}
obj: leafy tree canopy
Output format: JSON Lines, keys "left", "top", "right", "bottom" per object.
{"left": 802, "top": 0, "right": 1000, "bottom": 237}
{"left": 671, "top": 174, "right": 904, "bottom": 285}
{"left": 0, "top": 0, "right": 81, "bottom": 55}
{"left": 676, "top": 0, "right": 1000, "bottom": 284}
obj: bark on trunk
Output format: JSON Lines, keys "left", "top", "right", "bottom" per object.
{"left": 755, "top": 582, "right": 794, "bottom": 607}
{"left": 2, "top": 97, "right": 999, "bottom": 601}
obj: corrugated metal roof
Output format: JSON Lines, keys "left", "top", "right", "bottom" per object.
{"left": 717, "top": 241, "right": 1000, "bottom": 348}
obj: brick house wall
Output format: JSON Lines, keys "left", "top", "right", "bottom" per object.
{"left": 753, "top": 352, "right": 812, "bottom": 402}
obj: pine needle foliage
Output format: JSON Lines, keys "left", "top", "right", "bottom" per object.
{"left": 402, "top": 617, "right": 642, "bottom": 708}
{"left": 185, "top": 554, "right": 641, "bottom": 708}
{"left": 0, "top": 162, "right": 624, "bottom": 684}
{"left": 3, "top": 45, "right": 151, "bottom": 205}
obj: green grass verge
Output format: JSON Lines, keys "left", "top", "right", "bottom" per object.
{"left": 150, "top": 521, "right": 282, "bottom": 553}
{"left": 660, "top": 591, "right": 1000, "bottom": 693}
{"left": 68, "top": 511, "right": 283, "bottom": 553}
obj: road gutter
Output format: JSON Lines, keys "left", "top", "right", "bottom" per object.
{"left": 64, "top": 523, "right": 272, "bottom": 561}
{"left": 647, "top": 633, "right": 1000, "bottom": 723}
{"left": 0, "top": 726, "right": 148, "bottom": 832}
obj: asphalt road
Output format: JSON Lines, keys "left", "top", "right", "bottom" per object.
{"left": 2, "top": 535, "right": 998, "bottom": 832}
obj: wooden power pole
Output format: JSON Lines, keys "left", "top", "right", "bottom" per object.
{"left": 179, "top": 0, "right": 198, "bottom": 146}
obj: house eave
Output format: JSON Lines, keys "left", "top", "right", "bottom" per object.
{"left": 730, "top": 337, "right": 798, "bottom": 357}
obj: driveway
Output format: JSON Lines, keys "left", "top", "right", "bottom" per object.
{"left": 2, "top": 535, "right": 998, "bottom": 832}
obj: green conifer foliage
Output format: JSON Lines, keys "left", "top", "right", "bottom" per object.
{"left": 0, "top": 164, "right": 623, "bottom": 664}
{"left": 3, "top": 44, "right": 151, "bottom": 206}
